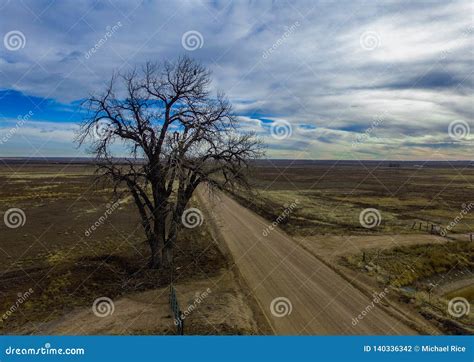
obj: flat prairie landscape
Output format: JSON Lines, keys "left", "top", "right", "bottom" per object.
{"left": 237, "top": 160, "right": 474, "bottom": 236}
{"left": 0, "top": 160, "right": 472, "bottom": 335}
{"left": 0, "top": 162, "right": 263, "bottom": 335}
{"left": 233, "top": 160, "right": 473, "bottom": 334}
{"left": 1, "top": 1, "right": 473, "bottom": 360}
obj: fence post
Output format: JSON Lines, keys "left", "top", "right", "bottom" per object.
{"left": 169, "top": 284, "right": 184, "bottom": 335}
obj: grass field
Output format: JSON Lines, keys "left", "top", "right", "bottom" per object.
{"left": 234, "top": 161, "right": 474, "bottom": 334}
{"left": 1, "top": 161, "right": 472, "bottom": 335}
{"left": 0, "top": 163, "right": 258, "bottom": 335}
{"left": 236, "top": 161, "right": 474, "bottom": 237}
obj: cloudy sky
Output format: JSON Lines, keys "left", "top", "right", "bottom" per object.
{"left": 0, "top": 0, "right": 472, "bottom": 160}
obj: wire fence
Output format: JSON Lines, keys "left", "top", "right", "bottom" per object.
{"left": 169, "top": 284, "right": 184, "bottom": 335}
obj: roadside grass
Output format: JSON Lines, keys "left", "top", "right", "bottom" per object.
{"left": 341, "top": 242, "right": 474, "bottom": 334}
{"left": 341, "top": 242, "right": 473, "bottom": 288}
{"left": 445, "top": 285, "right": 474, "bottom": 301}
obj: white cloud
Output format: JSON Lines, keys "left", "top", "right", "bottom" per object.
{"left": 0, "top": 0, "right": 472, "bottom": 159}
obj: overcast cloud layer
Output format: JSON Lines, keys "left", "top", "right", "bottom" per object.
{"left": 0, "top": 0, "right": 472, "bottom": 160}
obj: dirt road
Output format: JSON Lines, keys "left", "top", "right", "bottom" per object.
{"left": 198, "top": 189, "right": 417, "bottom": 335}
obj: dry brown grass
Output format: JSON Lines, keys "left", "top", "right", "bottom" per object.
{"left": 0, "top": 164, "right": 247, "bottom": 335}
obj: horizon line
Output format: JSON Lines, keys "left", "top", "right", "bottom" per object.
{"left": 0, "top": 157, "right": 473, "bottom": 163}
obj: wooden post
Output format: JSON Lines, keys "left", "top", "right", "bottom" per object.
{"left": 419, "top": 222, "right": 422, "bottom": 230}
{"left": 164, "top": 210, "right": 172, "bottom": 241}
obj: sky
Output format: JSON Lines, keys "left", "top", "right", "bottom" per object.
{"left": 0, "top": 0, "right": 472, "bottom": 160}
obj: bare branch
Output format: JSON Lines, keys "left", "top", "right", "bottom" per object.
{"left": 77, "top": 56, "right": 263, "bottom": 269}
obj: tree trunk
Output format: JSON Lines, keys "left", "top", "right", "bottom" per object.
{"left": 148, "top": 236, "right": 162, "bottom": 269}
{"left": 150, "top": 201, "right": 169, "bottom": 269}
{"left": 162, "top": 245, "right": 173, "bottom": 268}
{"left": 163, "top": 217, "right": 179, "bottom": 268}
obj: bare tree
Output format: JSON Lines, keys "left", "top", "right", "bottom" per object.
{"left": 77, "top": 56, "right": 262, "bottom": 269}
